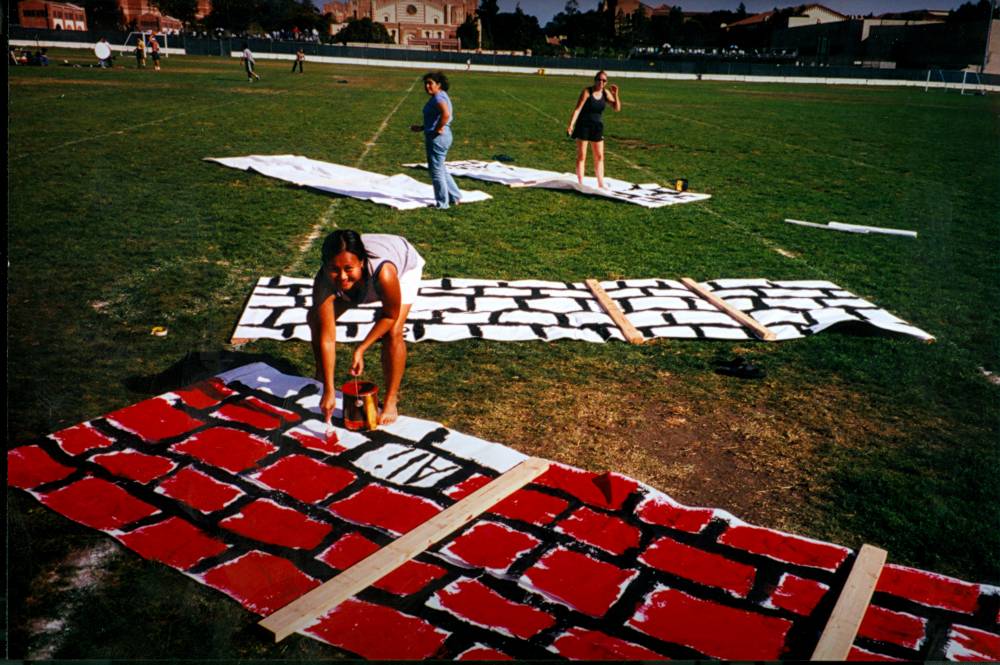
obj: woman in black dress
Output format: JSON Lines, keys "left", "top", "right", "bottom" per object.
{"left": 567, "top": 71, "right": 621, "bottom": 189}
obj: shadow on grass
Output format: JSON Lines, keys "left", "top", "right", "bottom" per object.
{"left": 123, "top": 349, "right": 303, "bottom": 395}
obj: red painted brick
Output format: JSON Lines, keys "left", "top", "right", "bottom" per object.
{"left": 156, "top": 467, "right": 242, "bottom": 512}
{"left": 327, "top": 484, "right": 442, "bottom": 536}
{"left": 220, "top": 499, "right": 331, "bottom": 550}
{"left": 432, "top": 578, "right": 555, "bottom": 639}
{"left": 92, "top": 451, "right": 177, "bottom": 484}
{"left": 170, "top": 427, "right": 276, "bottom": 473}
{"left": 173, "top": 378, "right": 235, "bottom": 409}
{"left": 718, "top": 524, "right": 849, "bottom": 571}
{"left": 551, "top": 626, "right": 665, "bottom": 660}
{"left": 201, "top": 550, "right": 319, "bottom": 615}
{"left": 489, "top": 488, "right": 568, "bottom": 526}
{"left": 847, "top": 646, "right": 905, "bottom": 661}
{"left": 556, "top": 506, "right": 641, "bottom": 555}
{"left": 252, "top": 454, "right": 356, "bottom": 503}
{"left": 456, "top": 645, "right": 513, "bottom": 660}
{"left": 50, "top": 422, "right": 115, "bottom": 456}
{"left": 286, "top": 428, "right": 345, "bottom": 454}
{"left": 118, "top": 516, "right": 227, "bottom": 569}
{"left": 306, "top": 598, "right": 448, "bottom": 659}
{"left": 441, "top": 521, "right": 540, "bottom": 573}
{"left": 243, "top": 396, "right": 301, "bottom": 422}
{"left": 523, "top": 547, "right": 638, "bottom": 618}
{"left": 636, "top": 496, "right": 715, "bottom": 533}
{"left": 213, "top": 402, "right": 283, "bottom": 430}
{"left": 106, "top": 397, "right": 205, "bottom": 443}
{"left": 445, "top": 474, "right": 491, "bottom": 500}
{"left": 318, "top": 532, "right": 380, "bottom": 569}
{"left": 857, "top": 605, "right": 926, "bottom": 650}
{"left": 639, "top": 537, "right": 756, "bottom": 598}
{"left": 535, "top": 465, "right": 639, "bottom": 510}
{"left": 7, "top": 445, "right": 75, "bottom": 489}
{"left": 628, "top": 586, "right": 792, "bottom": 659}
{"left": 40, "top": 476, "right": 159, "bottom": 530}
{"left": 767, "top": 573, "right": 829, "bottom": 616}
{"left": 876, "top": 564, "right": 981, "bottom": 615}
{"left": 944, "top": 624, "right": 1000, "bottom": 661}
{"left": 374, "top": 559, "right": 448, "bottom": 595}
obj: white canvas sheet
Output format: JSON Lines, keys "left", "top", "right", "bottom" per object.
{"left": 231, "top": 276, "right": 934, "bottom": 344}
{"left": 206, "top": 155, "right": 492, "bottom": 210}
{"left": 404, "top": 159, "right": 712, "bottom": 208}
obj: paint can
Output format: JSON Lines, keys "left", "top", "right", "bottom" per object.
{"left": 674, "top": 178, "right": 689, "bottom": 192}
{"left": 342, "top": 380, "right": 379, "bottom": 431}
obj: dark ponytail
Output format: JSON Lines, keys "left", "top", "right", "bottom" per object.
{"left": 321, "top": 230, "right": 367, "bottom": 265}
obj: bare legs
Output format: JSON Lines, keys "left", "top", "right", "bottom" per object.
{"left": 575, "top": 139, "right": 607, "bottom": 189}
{"left": 379, "top": 303, "right": 412, "bottom": 425}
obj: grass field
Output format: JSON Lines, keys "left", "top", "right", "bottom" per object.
{"left": 8, "top": 49, "right": 999, "bottom": 658}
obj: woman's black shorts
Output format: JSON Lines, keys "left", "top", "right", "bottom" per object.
{"left": 572, "top": 122, "right": 604, "bottom": 142}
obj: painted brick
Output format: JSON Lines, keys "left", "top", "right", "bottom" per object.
{"left": 441, "top": 521, "right": 540, "bottom": 574}
{"left": 50, "top": 422, "right": 115, "bottom": 456}
{"left": 766, "top": 573, "right": 829, "bottom": 616}
{"left": 252, "top": 454, "right": 356, "bottom": 503}
{"left": 326, "top": 484, "right": 442, "bottom": 536}
{"left": 523, "top": 547, "right": 638, "bottom": 618}
{"left": 636, "top": 496, "right": 715, "bottom": 533}
{"left": 430, "top": 578, "right": 555, "bottom": 640}
{"left": 535, "top": 465, "right": 639, "bottom": 510}
{"left": 286, "top": 428, "right": 345, "bottom": 454}
{"left": 318, "top": 532, "right": 380, "bottom": 569}
{"left": 106, "top": 397, "right": 205, "bottom": 443}
{"left": 172, "top": 378, "right": 235, "bottom": 409}
{"left": 456, "top": 645, "right": 513, "bottom": 660}
{"left": 118, "top": 516, "right": 228, "bottom": 569}
{"left": 242, "top": 396, "right": 301, "bottom": 423}
{"left": 489, "top": 488, "right": 569, "bottom": 526}
{"left": 213, "top": 402, "right": 284, "bottom": 430}
{"left": 91, "top": 450, "right": 177, "bottom": 484}
{"left": 445, "top": 473, "right": 491, "bottom": 500}
{"left": 550, "top": 626, "right": 665, "bottom": 660}
{"left": 556, "top": 506, "right": 641, "bottom": 555}
{"left": 847, "top": 646, "right": 905, "bottom": 661}
{"left": 857, "top": 604, "right": 926, "bottom": 650}
{"left": 41, "top": 476, "right": 159, "bottom": 530}
{"left": 306, "top": 598, "right": 448, "bottom": 659}
{"left": 7, "top": 445, "right": 74, "bottom": 489}
{"left": 628, "top": 586, "right": 792, "bottom": 659}
{"left": 876, "top": 564, "right": 981, "bottom": 615}
{"left": 718, "top": 524, "right": 849, "bottom": 571}
{"left": 943, "top": 624, "right": 1000, "bottom": 661}
{"left": 170, "top": 427, "right": 277, "bottom": 473}
{"left": 155, "top": 467, "right": 242, "bottom": 512}
{"left": 220, "top": 499, "right": 331, "bottom": 550}
{"left": 201, "top": 550, "right": 319, "bottom": 615}
{"left": 374, "top": 559, "right": 448, "bottom": 596}
{"left": 639, "top": 537, "right": 756, "bottom": 597}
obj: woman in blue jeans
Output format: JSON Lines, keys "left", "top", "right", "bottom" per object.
{"left": 411, "top": 72, "right": 461, "bottom": 209}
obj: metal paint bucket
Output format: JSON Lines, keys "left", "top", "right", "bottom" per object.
{"left": 674, "top": 178, "right": 689, "bottom": 192}
{"left": 342, "top": 380, "right": 379, "bottom": 431}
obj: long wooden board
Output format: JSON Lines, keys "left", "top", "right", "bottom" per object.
{"left": 810, "top": 544, "right": 888, "bottom": 660}
{"left": 680, "top": 277, "right": 777, "bottom": 342}
{"left": 258, "top": 456, "right": 551, "bottom": 642}
{"left": 585, "top": 279, "right": 645, "bottom": 345}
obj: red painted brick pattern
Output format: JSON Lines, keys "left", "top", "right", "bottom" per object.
{"left": 171, "top": 427, "right": 276, "bottom": 473}
{"left": 286, "top": 428, "right": 345, "bottom": 454}
{"left": 213, "top": 402, "right": 284, "bottom": 430}
{"left": 858, "top": 604, "right": 927, "bottom": 650}
{"left": 489, "top": 488, "right": 569, "bottom": 526}
{"left": 41, "top": 476, "right": 159, "bottom": 530}
{"left": 523, "top": 547, "right": 637, "bottom": 618}
{"left": 7, "top": 445, "right": 74, "bottom": 489}
{"left": 220, "top": 499, "right": 331, "bottom": 550}
{"left": 848, "top": 645, "right": 905, "bottom": 661}
{"left": 326, "top": 484, "right": 442, "bottom": 535}
{"left": 441, "top": 521, "right": 540, "bottom": 573}
{"left": 636, "top": 496, "right": 715, "bottom": 533}
{"left": 551, "top": 627, "right": 665, "bottom": 660}
{"left": 535, "top": 465, "right": 639, "bottom": 510}
{"left": 318, "top": 531, "right": 380, "bottom": 569}
{"left": 944, "top": 624, "right": 1000, "bottom": 661}
{"left": 640, "top": 536, "right": 756, "bottom": 597}
{"left": 172, "top": 378, "right": 235, "bottom": 409}
{"left": 718, "top": 524, "right": 849, "bottom": 571}
{"left": 50, "top": 422, "right": 115, "bottom": 455}
{"left": 92, "top": 450, "right": 177, "bottom": 484}
{"left": 306, "top": 598, "right": 449, "bottom": 659}
{"left": 456, "top": 645, "right": 513, "bottom": 660}
{"left": 373, "top": 559, "right": 447, "bottom": 595}
{"left": 767, "top": 573, "right": 829, "bottom": 616}
{"left": 556, "top": 506, "right": 641, "bottom": 555}
{"left": 156, "top": 467, "right": 242, "bottom": 512}
{"left": 252, "top": 454, "right": 356, "bottom": 503}
{"left": 106, "top": 397, "right": 205, "bottom": 442}
{"left": 201, "top": 550, "right": 319, "bottom": 615}
{"left": 445, "top": 473, "right": 491, "bottom": 500}
{"left": 432, "top": 578, "right": 556, "bottom": 639}
{"left": 118, "top": 516, "right": 227, "bottom": 569}
{"left": 876, "top": 564, "right": 982, "bottom": 615}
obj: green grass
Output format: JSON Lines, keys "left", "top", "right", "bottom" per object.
{"left": 8, "top": 51, "right": 1000, "bottom": 658}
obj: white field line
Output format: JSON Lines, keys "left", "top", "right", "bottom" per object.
{"left": 288, "top": 77, "right": 419, "bottom": 271}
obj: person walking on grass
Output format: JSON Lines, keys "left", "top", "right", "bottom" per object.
{"left": 567, "top": 70, "right": 621, "bottom": 189}
{"left": 308, "top": 230, "right": 426, "bottom": 427}
{"left": 149, "top": 34, "right": 161, "bottom": 71}
{"left": 292, "top": 48, "right": 304, "bottom": 73}
{"left": 410, "top": 72, "right": 461, "bottom": 209}
{"left": 242, "top": 43, "right": 260, "bottom": 81}
{"left": 134, "top": 35, "right": 146, "bottom": 68}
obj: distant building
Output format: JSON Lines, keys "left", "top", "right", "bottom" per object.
{"left": 323, "top": 0, "right": 476, "bottom": 48}
{"left": 726, "top": 4, "right": 847, "bottom": 49}
{"left": 119, "top": 0, "right": 183, "bottom": 31}
{"left": 18, "top": 0, "right": 87, "bottom": 30}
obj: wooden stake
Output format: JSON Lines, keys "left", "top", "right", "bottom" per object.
{"left": 585, "top": 279, "right": 645, "bottom": 345}
{"left": 680, "top": 277, "right": 777, "bottom": 342}
{"left": 258, "top": 456, "right": 551, "bottom": 642}
{"left": 810, "top": 544, "right": 887, "bottom": 660}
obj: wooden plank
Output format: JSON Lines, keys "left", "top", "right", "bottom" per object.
{"left": 680, "top": 277, "right": 777, "bottom": 342}
{"left": 258, "top": 456, "right": 551, "bottom": 642}
{"left": 810, "top": 544, "right": 888, "bottom": 660}
{"left": 585, "top": 279, "right": 645, "bottom": 345}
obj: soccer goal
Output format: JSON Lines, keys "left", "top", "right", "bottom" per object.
{"left": 122, "top": 31, "right": 169, "bottom": 57}
{"left": 959, "top": 70, "right": 986, "bottom": 95}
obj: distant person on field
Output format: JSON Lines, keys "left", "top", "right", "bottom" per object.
{"left": 292, "top": 47, "right": 304, "bottom": 73}
{"left": 95, "top": 38, "right": 113, "bottom": 68}
{"left": 134, "top": 35, "right": 146, "bottom": 68}
{"left": 36, "top": 48, "right": 49, "bottom": 66}
{"left": 242, "top": 43, "right": 260, "bottom": 81}
{"left": 567, "top": 70, "right": 621, "bottom": 189}
{"left": 409, "top": 71, "right": 461, "bottom": 209}
{"left": 308, "top": 230, "right": 426, "bottom": 426}
{"left": 149, "top": 35, "right": 161, "bottom": 71}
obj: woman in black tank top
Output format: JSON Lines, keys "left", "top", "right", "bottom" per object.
{"left": 567, "top": 70, "right": 622, "bottom": 189}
